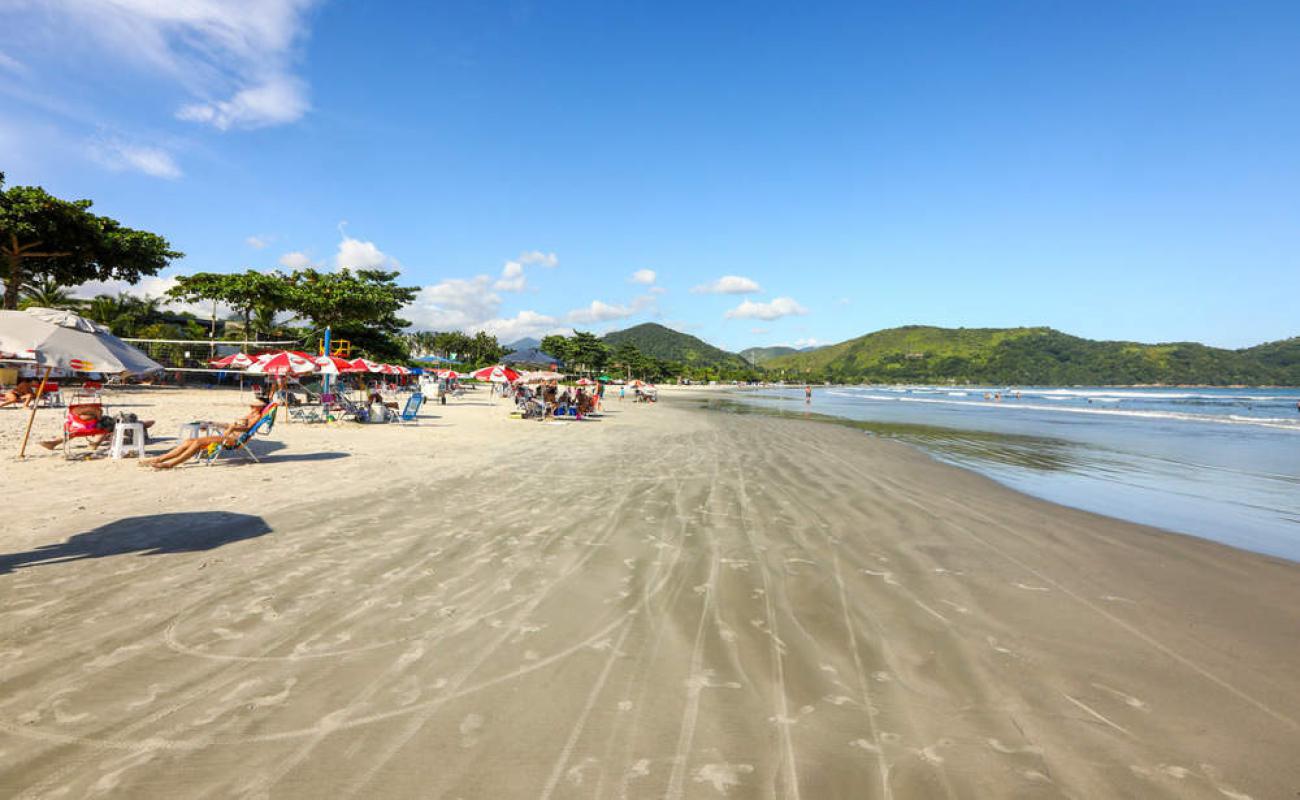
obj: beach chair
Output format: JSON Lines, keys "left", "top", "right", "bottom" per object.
{"left": 204, "top": 403, "right": 279, "bottom": 465}
{"left": 330, "top": 393, "right": 367, "bottom": 422}
{"left": 61, "top": 400, "right": 108, "bottom": 460}
{"left": 38, "top": 382, "right": 64, "bottom": 408}
{"left": 398, "top": 393, "right": 424, "bottom": 422}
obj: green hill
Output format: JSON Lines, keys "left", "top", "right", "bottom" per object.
{"left": 739, "top": 346, "right": 799, "bottom": 365}
{"left": 603, "top": 323, "right": 751, "bottom": 370}
{"left": 765, "top": 325, "right": 1300, "bottom": 385}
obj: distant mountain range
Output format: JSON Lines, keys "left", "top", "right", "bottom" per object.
{"left": 505, "top": 337, "right": 541, "bottom": 352}
{"left": 601, "top": 323, "right": 752, "bottom": 371}
{"left": 764, "top": 325, "right": 1300, "bottom": 386}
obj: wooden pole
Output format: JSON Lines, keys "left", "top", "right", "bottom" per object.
{"left": 17, "top": 365, "right": 52, "bottom": 459}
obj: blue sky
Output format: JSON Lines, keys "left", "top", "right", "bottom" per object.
{"left": 2, "top": 1, "right": 1298, "bottom": 350}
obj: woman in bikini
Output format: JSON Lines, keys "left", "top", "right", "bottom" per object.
{"left": 145, "top": 402, "right": 270, "bottom": 469}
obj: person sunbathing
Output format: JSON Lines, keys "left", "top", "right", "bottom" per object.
{"left": 0, "top": 379, "right": 40, "bottom": 409}
{"left": 38, "top": 405, "right": 155, "bottom": 452}
{"left": 144, "top": 402, "right": 269, "bottom": 469}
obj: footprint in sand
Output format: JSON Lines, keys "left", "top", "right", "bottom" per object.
{"left": 692, "top": 763, "right": 755, "bottom": 794}
{"left": 1091, "top": 682, "right": 1149, "bottom": 711}
{"left": 987, "top": 637, "right": 1014, "bottom": 656}
{"left": 459, "top": 713, "right": 484, "bottom": 748}
{"left": 988, "top": 738, "right": 1042, "bottom": 756}
{"left": 1014, "top": 583, "right": 1051, "bottom": 592}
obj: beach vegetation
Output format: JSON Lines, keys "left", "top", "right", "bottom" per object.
{"left": 0, "top": 172, "right": 181, "bottom": 310}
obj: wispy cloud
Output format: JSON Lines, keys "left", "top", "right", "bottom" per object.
{"left": 724, "top": 297, "right": 808, "bottom": 321}
{"left": 246, "top": 235, "right": 271, "bottom": 249}
{"left": 691, "top": 275, "right": 761, "bottom": 295}
{"left": 86, "top": 137, "right": 182, "bottom": 179}
{"left": 630, "top": 269, "right": 656, "bottom": 285}
{"left": 21, "top": 1, "right": 320, "bottom": 130}
{"left": 0, "top": 49, "right": 27, "bottom": 75}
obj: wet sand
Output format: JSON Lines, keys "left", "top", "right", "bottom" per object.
{"left": 1, "top": 392, "right": 1297, "bottom": 798}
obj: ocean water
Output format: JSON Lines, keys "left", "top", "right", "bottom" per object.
{"left": 715, "top": 385, "right": 1300, "bottom": 561}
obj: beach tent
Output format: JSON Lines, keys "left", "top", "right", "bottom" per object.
{"left": 519, "top": 370, "right": 563, "bottom": 383}
{"left": 0, "top": 307, "right": 164, "bottom": 457}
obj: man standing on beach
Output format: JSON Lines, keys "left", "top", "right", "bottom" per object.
{"left": 804, "top": 384, "right": 812, "bottom": 404}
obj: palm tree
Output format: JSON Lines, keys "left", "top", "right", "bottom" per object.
{"left": 18, "top": 276, "right": 82, "bottom": 310}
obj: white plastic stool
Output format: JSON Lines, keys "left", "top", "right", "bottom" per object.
{"left": 110, "top": 422, "right": 146, "bottom": 460}
{"left": 178, "top": 422, "right": 217, "bottom": 441}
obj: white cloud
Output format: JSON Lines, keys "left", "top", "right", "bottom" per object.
{"left": 278, "top": 251, "right": 313, "bottom": 269}
{"left": 86, "top": 138, "right": 182, "bottom": 179}
{"left": 691, "top": 275, "right": 761, "bottom": 295}
{"left": 794, "top": 338, "right": 821, "bottom": 348}
{"left": 630, "top": 269, "right": 656, "bottom": 285}
{"left": 479, "top": 311, "right": 567, "bottom": 343}
{"left": 724, "top": 297, "right": 808, "bottom": 321}
{"left": 177, "top": 74, "right": 310, "bottom": 131}
{"left": 519, "top": 250, "right": 558, "bottom": 267}
{"left": 0, "top": 49, "right": 26, "bottom": 74}
{"left": 25, "top": 1, "right": 318, "bottom": 130}
{"left": 749, "top": 327, "right": 771, "bottom": 335}
{"left": 492, "top": 250, "right": 558, "bottom": 292}
{"left": 69, "top": 274, "right": 223, "bottom": 318}
{"left": 406, "top": 276, "right": 502, "bottom": 331}
{"left": 493, "top": 260, "right": 527, "bottom": 292}
{"left": 246, "top": 235, "right": 269, "bottom": 249}
{"left": 335, "top": 235, "right": 397, "bottom": 271}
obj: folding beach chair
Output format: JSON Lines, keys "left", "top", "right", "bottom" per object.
{"left": 398, "top": 392, "right": 424, "bottom": 422}
{"left": 204, "top": 403, "right": 279, "bottom": 465}
{"left": 61, "top": 399, "right": 109, "bottom": 460}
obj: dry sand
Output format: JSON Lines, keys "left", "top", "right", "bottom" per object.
{"left": 1, "top": 386, "right": 1297, "bottom": 798}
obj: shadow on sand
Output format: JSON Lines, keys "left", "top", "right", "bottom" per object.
{"left": 0, "top": 511, "right": 273, "bottom": 575}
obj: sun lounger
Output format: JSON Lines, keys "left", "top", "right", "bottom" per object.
{"left": 204, "top": 403, "right": 279, "bottom": 465}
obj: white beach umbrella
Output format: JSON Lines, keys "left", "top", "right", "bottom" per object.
{"left": 0, "top": 308, "right": 162, "bottom": 375}
{"left": 0, "top": 307, "right": 164, "bottom": 457}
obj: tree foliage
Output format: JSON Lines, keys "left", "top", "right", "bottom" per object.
{"left": 168, "top": 270, "right": 289, "bottom": 341}
{"left": 0, "top": 172, "right": 181, "bottom": 309}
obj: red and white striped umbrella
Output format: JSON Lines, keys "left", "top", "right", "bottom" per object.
{"left": 313, "top": 354, "right": 359, "bottom": 374}
{"left": 575, "top": 377, "right": 596, "bottom": 386}
{"left": 435, "top": 369, "right": 460, "bottom": 379}
{"left": 376, "top": 363, "right": 402, "bottom": 375}
{"left": 472, "top": 365, "right": 520, "bottom": 383}
{"left": 394, "top": 365, "right": 412, "bottom": 375}
{"left": 210, "top": 352, "right": 254, "bottom": 369}
{"left": 247, "top": 350, "right": 317, "bottom": 376}
{"left": 348, "top": 357, "right": 383, "bottom": 373}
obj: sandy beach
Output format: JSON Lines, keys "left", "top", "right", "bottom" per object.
{"left": 1, "top": 387, "right": 1297, "bottom": 799}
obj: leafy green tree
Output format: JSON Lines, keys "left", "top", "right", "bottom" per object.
{"left": 168, "top": 270, "right": 289, "bottom": 342}
{"left": 539, "top": 334, "right": 573, "bottom": 365}
{"left": 283, "top": 268, "right": 418, "bottom": 361}
{"left": 567, "top": 330, "right": 610, "bottom": 373}
{"left": 0, "top": 172, "right": 181, "bottom": 309}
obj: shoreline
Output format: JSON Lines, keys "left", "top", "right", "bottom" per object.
{"left": 2, "top": 388, "right": 1297, "bottom": 797}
